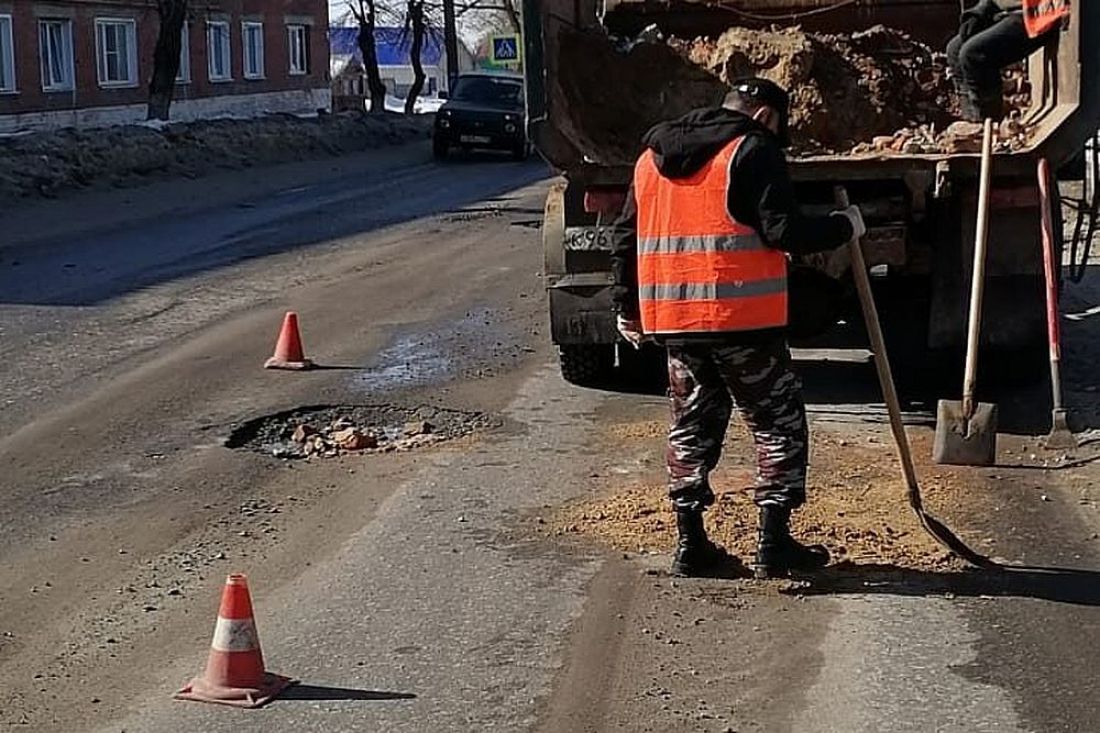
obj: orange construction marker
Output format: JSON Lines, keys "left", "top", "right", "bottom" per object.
{"left": 175, "top": 574, "right": 295, "bottom": 708}
{"left": 264, "top": 312, "right": 314, "bottom": 370}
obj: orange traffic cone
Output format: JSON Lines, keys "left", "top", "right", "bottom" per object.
{"left": 175, "top": 574, "right": 295, "bottom": 708}
{"left": 264, "top": 311, "right": 314, "bottom": 370}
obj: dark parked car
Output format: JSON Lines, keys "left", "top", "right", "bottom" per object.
{"left": 433, "top": 73, "right": 528, "bottom": 161}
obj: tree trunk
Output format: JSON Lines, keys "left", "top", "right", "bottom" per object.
{"left": 147, "top": 0, "right": 188, "bottom": 121}
{"left": 355, "top": 9, "right": 388, "bottom": 114}
{"left": 442, "top": 0, "right": 459, "bottom": 87}
{"left": 502, "top": 0, "right": 521, "bottom": 35}
{"left": 404, "top": 1, "right": 427, "bottom": 116}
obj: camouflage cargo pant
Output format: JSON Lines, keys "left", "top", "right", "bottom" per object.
{"left": 666, "top": 339, "right": 809, "bottom": 511}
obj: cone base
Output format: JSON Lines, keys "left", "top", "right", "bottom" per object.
{"left": 264, "top": 357, "right": 315, "bottom": 371}
{"left": 176, "top": 672, "right": 296, "bottom": 708}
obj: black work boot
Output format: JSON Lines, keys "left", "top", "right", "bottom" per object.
{"left": 753, "top": 506, "right": 829, "bottom": 579}
{"left": 960, "top": 91, "right": 983, "bottom": 122}
{"left": 955, "top": 79, "right": 982, "bottom": 122}
{"left": 670, "top": 510, "right": 728, "bottom": 577}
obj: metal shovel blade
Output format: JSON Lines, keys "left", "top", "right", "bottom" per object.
{"left": 1044, "top": 408, "right": 1078, "bottom": 450}
{"left": 933, "top": 399, "right": 999, "bottom": 466}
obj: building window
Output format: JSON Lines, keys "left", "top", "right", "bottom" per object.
{"left": 0, "top": 15, "right": 15, "bottom": 93}
{"left": 242, "top": 22, "right": 264, "bottom": 79}
{"left": 95, "top": 19, "right": 138, "bottom": 87}
{"left": 176, "top": 24, "right": 190, "bottom": 83}
{"left": 207, "top": 21, "right": 231, "bottom": 81}
{"left": 39, "top": 19, "right": 74, "bottom": 92}
{"left": 287, "top": 25, "right": 309, "bottom": 75}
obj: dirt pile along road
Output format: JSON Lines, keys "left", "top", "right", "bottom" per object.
{"left": 550, "top": 418, "right": 980, "bottom": 572}
{"left": 555, "top": 25, "right": 1028, "bottom": 165}
{"left": 0, "top": 111, "right": 431, "bottom": 202}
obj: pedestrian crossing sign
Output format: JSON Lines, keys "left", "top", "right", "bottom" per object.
{"left": 491, "top": 35, "right": 521, "bottom": 63}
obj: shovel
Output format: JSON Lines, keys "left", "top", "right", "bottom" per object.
{"left": 837, "top": 186, "right": 994, "bottom": 568}
{"left": 1037, "top": 157, "right": 1078, "bottom": 450}
{"left": 933, "top": 118, "right": 999, "bottom": 466}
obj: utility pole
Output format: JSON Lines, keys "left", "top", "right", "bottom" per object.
{"left": 442, "top": 0, "right": 459, "bottom": 89}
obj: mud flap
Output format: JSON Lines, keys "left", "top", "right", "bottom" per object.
{"left": 549, "top": 285, "right": 616, "bottom": 345}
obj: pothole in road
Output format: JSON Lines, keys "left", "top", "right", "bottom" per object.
{"left": 225, "top": 403, "right": 497, "bottom": 459}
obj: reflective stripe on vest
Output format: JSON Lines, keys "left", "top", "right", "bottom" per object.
{"left": 634, "top": 136, "right": 787, "bottom": 335}
{"left": 1023, "top": 0, "right": 1069, "bottom": 38}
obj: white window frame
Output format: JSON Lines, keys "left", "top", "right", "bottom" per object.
{"left": 287, "top": 24, "right": 308, "bottom": 75}
{"left": 39, "top": 19, "right": 75, "bottom": 93}
{"left": 0, "top": 15, "right": 15, "bottom": 94}
{"left": 242, "top": 21, "right": 264, "bottom": 80}
{"left": 206, "top": 20, "right": 231, "bottom": 82}
{"left": 95, "top": 18, "right": 139, "bottom": 88}
{"left": 176, "top": 23, "right": 190, "bottom": 84}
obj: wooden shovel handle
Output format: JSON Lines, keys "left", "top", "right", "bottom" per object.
{"left": 963, "top": 118, "right": 996, "bottom": 416}
{"left": 1038, "top": 157, "right": 1065, "bottom": 411}
{"left": 835, "top": 187, "right": 922, "bottom": 505}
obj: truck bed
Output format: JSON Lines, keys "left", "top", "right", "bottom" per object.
{"left": 523, "top": 0, "right": 1097, "bottom": 185}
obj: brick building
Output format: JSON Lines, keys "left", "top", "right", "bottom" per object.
{"left": 0, "top": 1, "right": 330, "bottom": 133}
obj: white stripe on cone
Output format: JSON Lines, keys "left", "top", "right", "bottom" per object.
{"left": 211, "top": 617, "right": 260, "bottom": 653}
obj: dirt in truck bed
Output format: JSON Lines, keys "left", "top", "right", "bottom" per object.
{"left": 555, "top": 24, "right": 1030, "bottom": 165}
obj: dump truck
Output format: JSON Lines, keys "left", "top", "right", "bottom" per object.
{"left": 522, "top": 0, "right": 1100, "bottom": 386}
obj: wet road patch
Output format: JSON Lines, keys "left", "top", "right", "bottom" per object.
{"left": 225, "top": 403, "right": 496, "bottom": 459}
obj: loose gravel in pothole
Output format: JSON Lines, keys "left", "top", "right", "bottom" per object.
{"left": 226, "top": 403, "right": 496, "bottom": 459}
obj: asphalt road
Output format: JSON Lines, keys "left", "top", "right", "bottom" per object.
{"left": 1, "top": 143, "right": 1099, "bottom": 733}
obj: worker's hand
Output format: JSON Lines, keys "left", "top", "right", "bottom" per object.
{"left": 832, "top": 205, "right": 867, "bottom": 242}
{"left": 616, "top": 314, "right": 646, "bottom": 349}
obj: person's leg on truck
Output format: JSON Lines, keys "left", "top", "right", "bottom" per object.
{"left": 948, "top": 4, "right": 1057, "bottom": 120}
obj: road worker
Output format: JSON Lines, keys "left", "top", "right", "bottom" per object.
{"left": 610, "top": 78, "right": 866, "bottom": 579}
{"left": 947, "top": 0, "right": 1070, "bottom": 121}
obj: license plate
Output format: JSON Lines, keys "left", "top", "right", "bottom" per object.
{"left": 460, "top": 135, "right": 491, "bottom": 144}
{"left": 563, "top": 226, "right": 633, "bottom": 252}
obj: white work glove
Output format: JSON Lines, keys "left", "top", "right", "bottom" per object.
{"left": 832, "top": 205, "right": 866, "bottom": 241}
{"left": 616, "top": 314, "right": 646, "bottom": 349}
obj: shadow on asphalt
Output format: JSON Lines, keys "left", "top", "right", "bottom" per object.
{"left": 596, "top": 333, "right": 1100, "bottom": 438}
{"left": 0, "top": 157, "right": 549, "bottom": 308}
{"left": 280, "top": 684, "right": 417, "bottom": 702}
{"left": 784, "top": 563, "right": 1100, "bottom": 606}
{"left": 305, "top": 364, "right": 364, "bottom": 371}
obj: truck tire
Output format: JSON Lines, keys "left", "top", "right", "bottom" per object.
{"left": 558, "top": 345, "right": 614, "bottom": 387}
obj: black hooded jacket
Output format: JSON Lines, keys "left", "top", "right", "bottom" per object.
{"left": 610, "top": 107, "right": 854, "bottom": 331}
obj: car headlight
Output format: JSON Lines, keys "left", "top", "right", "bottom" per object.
{"left": 441, "top": 109, "right": 452, "bottom": 118}
{"left": 504, "top": 123, "right": 517, "bottom": 134}
{"left": 439, "top": 119, "right": 450, "bottom": 129}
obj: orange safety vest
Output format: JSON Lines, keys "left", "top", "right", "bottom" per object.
{"left": 634, "top": 136, "right": 787, "bottom": 335}
{"left": 1023, "top": 0, "right": 1070, "bottom": 38}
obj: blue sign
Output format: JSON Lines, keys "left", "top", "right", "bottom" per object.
{"left": 491, "top": 35, "right": 520, "bottom": 63}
